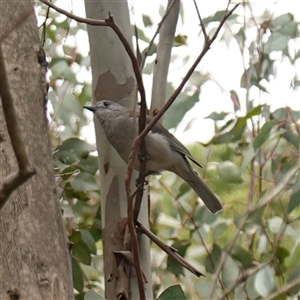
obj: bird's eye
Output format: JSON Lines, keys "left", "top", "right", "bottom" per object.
{"left": 102, "top": 101, "right": 110, "bottom": 108}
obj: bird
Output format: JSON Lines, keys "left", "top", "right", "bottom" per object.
{"left": 84, "top": 100, "right": 222, "bottom": 213}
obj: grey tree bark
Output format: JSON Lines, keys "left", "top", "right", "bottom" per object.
{"left": 0, "top": 2, "right": 73, "bottom": 299}
{"left": 84, "top": 1, "right": 153, "bottom": 299}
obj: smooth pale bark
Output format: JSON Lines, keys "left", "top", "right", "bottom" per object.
{"left": 150, "top": 0, "right": 180, "bottom": 116}
{"left": 0, "top": 2, "right": 73, "bottom": 300}
{"left": 84, "top": 1, "right": 153, "bottom": 299}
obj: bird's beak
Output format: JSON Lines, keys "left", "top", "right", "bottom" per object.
{"left": 84, "top": 106, "right": 96, "bottom": 113}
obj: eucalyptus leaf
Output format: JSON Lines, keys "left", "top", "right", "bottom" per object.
{"left": 158, "top": 285, "right": 187, "bottom": 300}
{"left": 221, "top": 255, "right": 240, "bottom": 288}
{"left": 72, "top": 257, "right": 84, "bottom": 293}
{"left": 80, "top": 229, "right": 97, "bottom": 254}
{"left": 217, "top": 161, "right": 243, "bottom": 183}
{"left": 72, "top": 240, "right": 92, "bottom": 265}
{"left": 254, "top": 266, "right": 275, "bottom": 297}
{"left": 71, "top": 172, "right": 99, "bottom": 191}
{"left": 288, "top": 177, "right": 300, "bottom": 213}
{"left": 163, "top": 90, "right": 199, "bottom": 129}
{"left": 84, "top": 290, "right": 105, "bottom": 300}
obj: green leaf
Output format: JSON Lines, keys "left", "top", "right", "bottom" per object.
{"left": 167, "top": 240, "right": 190, "bottom": 277}
{"left": 268, "top": 216, "right": 284, "bottom": 234}
{"left": 272, "top": 13, "right": 298, "bottom": 38}
{"left": 287, "top": 267, "right": 300, "bottom": 295}
{"left": 221, "top": 255, "right": 239, "bottom": 288}
{"left": 72, "top": 257, "right": 84, "bottom": 293}
{"left": 70, "top": 230, "right": 82, "bottom": 245}
{"left": 55, "top": 151, "right": 81, "bottom": 165}
{"left": 142, "top": 43, "right": 157, "bottom": 57}
{"left": 254, "top": 266, "right": 275, "bottom": 297}
{"left": 79, "top": 156, "right": 99, "bottom": 174}
{"left": 288, "top": 177, "right": 300, "bottom": 213}
{"left": 213, "top": 223, "right": 228, "bottom": 239}
{"left": 240, "top": 145, "right": 256, "bottom": 172}
{"left": 211, "top": 105, "right": 262, "bottom": 144}
{"left": 265, "top": 31, "right": 289, "bottom": 53}
{"left": 64, "top": 182, "right": 90, "bottom": 201}
{"left": 80, "top": 229, "right": 97, "bottom": 254}
{"left": 282, "top": 130, "right": 299, "bottom": 150}
{"left": 205, "top": 244, "right": 222, "bottom": 273}
{"left": 205, "top": 111, "right": 228, "bottom": 121}
{"left": 142, "top": 14, "right": 152, "bottom": 27}
{"left": 231, "top": 245, "right": 253, "bottom": 269}
{"left": 163, "top": 90, "right": 199, "bottom": 129}
{"left": 276, "top": 247, "right": 290, "bottom": 264}
{"left": 56, "top": 138, "right": 95, "bottom": 158}
{"left": 174, "top": 34, "right": 187, "bottom": 47}
{"left": 246, "top": 274, "right": 261, "bottom": 300}
{"left": 176, "top": 182, "right": 190, "bottom": 199}
{"left": 253, "top": 120, "right": 277, "bottom": 150}
{"left": 203, "top": 10, "right": 238, "bottom": 23}
{"left": 78, "top": 85, "right": 92, "bottom": 106}
{"left": 71, "top": 172, "right": 99, "bottom": 191}
{"left": 84, "top": 290, "right": 105, "bottom": 300}
{"left": 72, "top": 240, "right": 92, "bottom": 265}
{"left": 158, "top": 285, "right": 187, "bottom": 300}
{"left": 217, "top": 161, "right": 243, "bottom": 183}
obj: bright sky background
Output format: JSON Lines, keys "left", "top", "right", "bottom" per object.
{"left": 40, "top": 0, "right": 300, "bottom": 144}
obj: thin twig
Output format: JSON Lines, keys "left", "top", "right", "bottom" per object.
{"left": 264, "top": 277, "right": 300, "bottom": 300}
{"left": 192, "top": 0, "right": 208, "bottom": 41}
{"left": 134, "top": 4, "right": 240, "bottom": 153}
{"left": 139, "top": 0, "right": 177, "bottom": 70}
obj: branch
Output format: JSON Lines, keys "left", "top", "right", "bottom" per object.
{"left": 136, "top": 3, "right": 240, "bottom": 145}
{"left": 264, "top": 277, "right": 300, "bottom": 300}
{"left": 0, "top": 15, "right": 36, "bottom": 209}
{"left": 137, "top": 222, "right": 203, "bottom": 276}
{"left": 192, "top": 0, "right": 208, "bottom": 41}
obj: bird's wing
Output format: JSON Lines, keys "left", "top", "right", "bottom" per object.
{"left": 148, "top": 118, "right": 202, "bottom": 168}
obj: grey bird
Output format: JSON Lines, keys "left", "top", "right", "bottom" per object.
{"left": 84, "top": 100, "right": 222, "bottom": 213}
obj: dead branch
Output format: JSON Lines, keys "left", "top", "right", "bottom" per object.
{"left": 137, "top": 222, "right": 203, "bottom": 276}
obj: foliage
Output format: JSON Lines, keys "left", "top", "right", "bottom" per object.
{"left": 37, "top": 2, "right": 299, "bottom": 299}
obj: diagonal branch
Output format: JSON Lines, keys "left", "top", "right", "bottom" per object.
{"left": 129, "top": 3, "right": 240, "bottom": 169}
{"left": 137, "top": 222, "right": 203, "bottom": 276}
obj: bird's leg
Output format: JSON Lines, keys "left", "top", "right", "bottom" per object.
{"left": 138, "top": 151, "right": 151, "bottom": 162}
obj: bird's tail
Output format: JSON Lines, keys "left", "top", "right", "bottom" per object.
{"left": 186, "top": 171, "right": 223, "bottom": 214}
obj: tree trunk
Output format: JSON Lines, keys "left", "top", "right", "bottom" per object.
{"left": 0, "top": 2, "right": 73, "bottom": 300}
{"left": 84, "top": 1, "right": 153, "bottom": 299}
